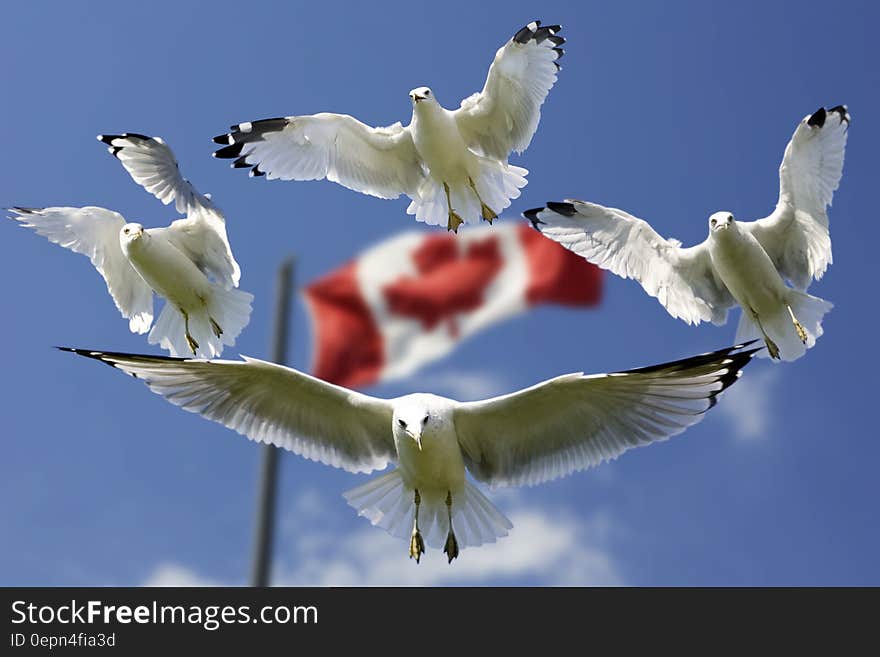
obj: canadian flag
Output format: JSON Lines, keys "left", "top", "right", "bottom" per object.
{"left": 304, "top": 223, "right": 602, "bottom": 388}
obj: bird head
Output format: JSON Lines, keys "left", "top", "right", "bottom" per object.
{"left": 709, "top": 212, "right": 735, "bottom": 234}
{"left": 393, "top": 403, "right": 433, "bottom": 451}
{"left": 409, "top": 87, "right": 434, "bottom": 107}
{"left": 119, "top": 222, "right": 146, "bottom": 244}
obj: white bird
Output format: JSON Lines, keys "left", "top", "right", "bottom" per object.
{"left": 9, "top": 133, "right": 253, "bottom": 358}
{"left": 213, "top": 20, "right": 564, "bottom": 232}
{"left": 525, "top": 106, "right": 850, "bottom": 361}
{"left": 62, "top": 342, "right": 758, "bottom": 563}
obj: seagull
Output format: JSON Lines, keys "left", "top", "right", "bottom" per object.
{"left": 213, "top": 20, "right": 564, "bottom": 232}
{"left": 62, "top": 342, "right": 758, "bottom": 563}
{"left": 525, "top": 106, "right": 849, "bottom": 361}
{"left": 8, "top": 134, "right": 253, "bottom": 358}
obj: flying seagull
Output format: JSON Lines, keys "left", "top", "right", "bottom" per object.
{"left": 9, "top": 134, "right": 253, "bottom": 358}
{"left": 62, "top": 342, "right": 758, "bottom": 563}
{"left": 213, "top": 20, "right": 564, "bottom": 232}
{"left": 525, "top": 105, "right": 849, "bottom": 361}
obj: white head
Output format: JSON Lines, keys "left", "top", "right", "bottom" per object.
{"left": 119, "top": 222, "right": 146, "bottom": 246}
{"left": 709, "top": 212, "right": 735, "bottom": 235}
{"left": 393, "top": 394, "right": 442, "bottom": 451}
{"left": 409, "top": 86, "right": 435, "bottom": 108}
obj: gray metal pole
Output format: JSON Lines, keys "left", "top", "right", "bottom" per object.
{"left": 250, "top": 257, "right": 294, "bottom": 587}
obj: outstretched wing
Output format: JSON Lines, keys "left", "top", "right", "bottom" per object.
{"left": 99, "top": 133, "right": 240, "bottom": 288}
{"left": 454, "top": 21, "right": 564, "bottom": 160}
{"left": 9, "top": 207, "right": 153, "bottom": 333}
{"left": 742, "top": 106, "right": 849, "bottom": 290}
{"left": 63, "top": 349, "right": 397, "bottom": 474}
{"left": 213, "top": 115, "right": 423, "bottom": 200}
{"left": 525, "top": 200, "right": 735, "bottom": 325}
{"left": 454, "top": 343, "right": 758, "bottom": 488}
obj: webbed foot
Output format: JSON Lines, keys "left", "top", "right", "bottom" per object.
{"left": 409, "top": 530, "right": 425, "bottom": 563}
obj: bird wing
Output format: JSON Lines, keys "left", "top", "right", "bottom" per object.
{"left": 454, "top": 343, "right": 758, "bottom": 488}
{"left": 741, "top": 106, "right": 849, "bottom": 290}
{"left": 213, "top": 115, "right": 423, "bottom": 200}
{"left": 9, "top": 207, "right": 153, "bottom": 333}
{"left": 454, "top": 21, "right": 564, "bottom": 160}
{"left": 526, "top": 200, "right": 735, "bottom": 325}
{"left": 99, "top": 133, "right": 240, "bottom": 288}
{"left": 63, "top": 349, "right": 397, "bottom": 474}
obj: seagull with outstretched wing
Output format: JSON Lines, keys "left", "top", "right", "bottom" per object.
{"left": 526, "top": 106, "right": 850, "bottom": 361}
{"left": 213, "top": 21, "right": 564, "bottom": 232}
{"left": 9, "top": 134, "right": 253, "bottom": 358}
{"left": 63, "top": 341, "right": 758, "bottom": 563}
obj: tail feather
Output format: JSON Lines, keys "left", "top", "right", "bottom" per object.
{"left": 406, "top": 159, "right": 528, "bottom": 228}
{"left": 148, "top": 285, "right": 253, "bottom": 358}
{"left": 736, "top": 290, "right": 833, "bottom": 361}
{"left": 343, "top": 470, "right": 512, "bottom": 550}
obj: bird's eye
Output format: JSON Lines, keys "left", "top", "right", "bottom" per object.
{"left": 728, "top": 214, "right": 734, "bottom": 222}
{"left": 710, "top": 218, "right": 717, "bottom": 227}
{"left": 425, "top": 90, "right": 430, "bottom": 96}
{"left": 422, "top": 415, "right": 429, "bottom": 425}
{"left": 398, "top": 419, "right": 407, "bottom": 429}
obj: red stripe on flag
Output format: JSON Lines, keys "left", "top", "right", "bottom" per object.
{"left": 518, "top": 224, "right": 603, "bottom": 306}
{"left": 303, "top": 260, "right": 384, "bottom": 388}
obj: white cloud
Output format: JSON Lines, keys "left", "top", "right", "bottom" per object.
{"left": 142, "top": 563, "right": 224, "bottom": 587}
{"left": 275, "top": 504, "right": 623, "bottom": 586}
{"left": 717, "top": 365, "right": 779, "bottom": 440}
{"left": 401, "top": 369, "right": 512, "bottom": 401}
{"left": 141, "top": 492, "right": 625, "bottom": 587}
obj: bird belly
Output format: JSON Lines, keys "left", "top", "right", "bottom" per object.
{"left": 396, "top": 433, "right": 466, "bottom": 496}
{"left": 126, "top": 238, "right": 211, "bottom": 310}
{"left": 412, "top": 112, "right": 471, "bottom": 182}
{"left": 711, "top": 231, "right": 787, "bottom": 315}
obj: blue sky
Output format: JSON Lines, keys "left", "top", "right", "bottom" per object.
{"left": 2, "top": 0, "right": 878, "bottom": 586}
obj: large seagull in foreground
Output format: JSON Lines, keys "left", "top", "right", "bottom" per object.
{"left": 526, "top": 106, "right": 849, "bottom": 361}
{"left": 64, "top": 342, "right": 758, "bottom": 563}
{"left": 213, "top": 21, "right": 564, "bottom": 232}
{"left": 9, "top": 134, "right": 253, "bottom": 358}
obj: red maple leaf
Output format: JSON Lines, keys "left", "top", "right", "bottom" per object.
{"left": 382, "top": 234, "right": 504, "bottom": 337}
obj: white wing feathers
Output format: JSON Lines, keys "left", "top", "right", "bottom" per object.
{"left": 98, "top": 133, "right": 213, "bottom": 216}
{"left": 99, "top": 133, "right": 241, "bottom": 288}
{"left": 526, "top": 200, "right": 735, "bottom": 325}
{"left": 743, "top": 106, "right": 849, "bottom": 290}
{"left": 9, "top": 207, "right": 153, "bottom": 333}
{"left": 213, "top": 115, "right": 423, "bottom": 200}
{"left": 64, "top": 349, "right": 397, "bottom": 474}
{"left": 455, "top": 21, "right": 564, "bottom": 160}
{"left": 454, "top": 343, "right": 758, "bottom": 488}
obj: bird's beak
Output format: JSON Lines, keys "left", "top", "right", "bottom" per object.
{"left": 411, "top": 94, "right": 425, "bottom": 103}
{"left": 405, "top": 429, "right": 422, "bottom": 450}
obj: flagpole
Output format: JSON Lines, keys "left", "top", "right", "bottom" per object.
{"left": 250, "top": 256, "right": 294, "bottom": 587}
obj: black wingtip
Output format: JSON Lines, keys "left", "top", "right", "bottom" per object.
{"left": 807, "top": 107, "right": 827, "bottom": 128}
{"left": 9, "top": 206, "right": 40, "bottom": 215}
{"left": 546, "top": 201, "right": 577, "bottom": 217}
{"left": 513, "top": 20, "right": 540, "bottom": 43}
{"left": 213, "top": 134, "right": 231, "bottom": 145}
{"left": 828, "top": 104, "right": 850, "bottom": 126}
{"left": 57, "top": 346, "right": 121, "bottom": 371}
{"left": 214, "top": 142, "right": 244, "bottom": 159}
{"left": 522, "top": 207, "right": 545, "bottom": 228}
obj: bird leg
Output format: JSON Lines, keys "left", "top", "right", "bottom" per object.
{"left": 787, "top": 305, "right": 808, "bottom": 344}
{"left": 750, "top": 308, "right": 779, "bottom": 359}
{"left": 209, "top": 317, "right": 223, "bottom": 339}
{"left": 467, "top": 177, "right": 497, "bottom": 224}
{"left": 443, "top": 182, "right": 464, "bottom": 233}
{"left": 409, "top": 488, "right": 425, "bottom": 564}
{"left": 181, "top": 309, "right": 199, "bottom": 355}
{"left": 443, "top": 490, "right": 459, "bottom": 564}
